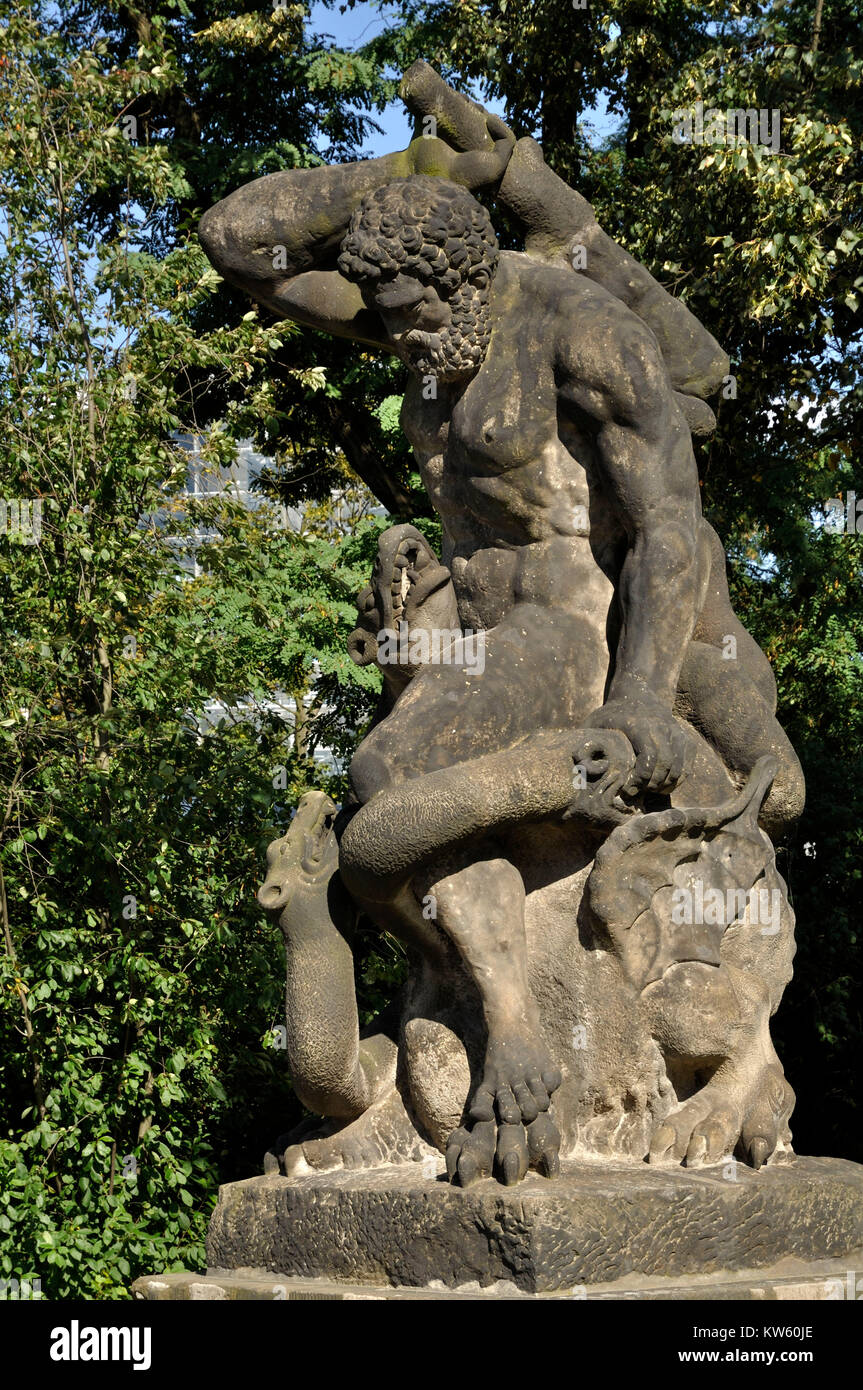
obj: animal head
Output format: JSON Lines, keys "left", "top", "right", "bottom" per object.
{"left": 257, "top": 791, "right": 339, "bottom": 915}
{"left": 347, "top": 524, "right": 460, "bottom": 696}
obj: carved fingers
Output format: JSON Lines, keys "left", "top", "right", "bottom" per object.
{"left": 587, "top": 699, "right": 689, "bottom": 797}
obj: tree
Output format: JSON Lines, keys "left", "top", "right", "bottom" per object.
{"left": 0, "top": 0, "right": 394, "bottom": 1297}
{"left": 71, "top": 0, "right": 428, "bottom": 517}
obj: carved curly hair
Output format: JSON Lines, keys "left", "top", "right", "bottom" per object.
{"left": 338, "top": 175, "right": 499, "bottom": 294}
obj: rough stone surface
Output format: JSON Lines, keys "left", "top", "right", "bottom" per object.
{"left": 132, "top": 1251, "right": 863, "bottom": 1300}
{"left": 203, "top": 1156, "right": 863, "bottom": 1295}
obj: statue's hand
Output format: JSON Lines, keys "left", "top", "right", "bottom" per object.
{"left": 407, "top": 131, "right": 514, "bottom": 191}
{"left": 564, "top": 729, "right": 639, "bottom": 827}
{"left": 401, "top": 59, "right": 515, "bottom": 191}
{"left": 401, "top": 59, "right": 514, "bottom": 149}
{"left": 587, "top": 690, "right": 688, "bottom": 796}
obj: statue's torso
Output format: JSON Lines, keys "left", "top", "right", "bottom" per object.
{"left": 401, "top": 252, "right": 627, "bottom": 638}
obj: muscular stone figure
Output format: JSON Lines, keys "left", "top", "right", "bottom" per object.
{"left": 201, "top": 64, "right": 803, "bottom": 1186}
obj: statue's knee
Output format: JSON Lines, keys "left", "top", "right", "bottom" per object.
{"left": 349, "top": 741, "right": 397, "bottom": 803}
{"left": 762, "top": 752, "right": 805, "bottom": 839}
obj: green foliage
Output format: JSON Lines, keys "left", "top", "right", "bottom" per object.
{"left": 0, "top": 0, "right": 390, "bottom": 1299}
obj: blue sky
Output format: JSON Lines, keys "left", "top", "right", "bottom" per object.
{"left": 307, "top": 0, "right": 619, "bottom": 155}
{"left": 308, "top": 1, "right": 433, "bottom": 153}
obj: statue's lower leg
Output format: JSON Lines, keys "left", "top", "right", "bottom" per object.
{"left": 411, "top": 850, "right": 562, "bottom": 1186}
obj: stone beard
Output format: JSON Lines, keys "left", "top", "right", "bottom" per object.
{"left": 398, "top": 279, "right": 491, "bottom": 381}
{"left": 337, "top": 174, "right": 497, "bottom": 382}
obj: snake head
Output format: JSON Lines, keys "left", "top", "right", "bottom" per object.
{"left": 347, "top": 524, "right": 459, "bottom": 694}
{"left": 563, "top": 728, "right": 641, "bottom": 828}
{"left": 257, "top": 791, "right": 339, "bottom": 914}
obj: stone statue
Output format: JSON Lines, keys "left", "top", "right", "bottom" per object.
{"left": 199, "top": 62, "right": 805, "bottom": 1192}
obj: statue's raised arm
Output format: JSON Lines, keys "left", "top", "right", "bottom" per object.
{"left": 200, "top": 61, "right": 726, "bottom": 416}
{"left": 398, "top": 62, "right": 729, "bottom": 415}
{"left": 198, "top": 82, "right": 513, "bottom": 348}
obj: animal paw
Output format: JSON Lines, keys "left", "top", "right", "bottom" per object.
{"left": 648, "top": 1061, "right": 795, "bottom": 1170}
{"left": 648, "top": 1091, "right": 741, "bottom": 1168}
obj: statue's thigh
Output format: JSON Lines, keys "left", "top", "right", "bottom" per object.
{"left": 351, "top": 603, "right": 600, "bottom": 794}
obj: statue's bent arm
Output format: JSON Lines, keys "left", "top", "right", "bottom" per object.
{"left": 198, "top": 135, "right": 512, "bottom": 343}
{"left": 557, "top": 304, "right": 707, "bottom": 720}
{"left": 497, "top": 134, "right": 730, "bottom": 403}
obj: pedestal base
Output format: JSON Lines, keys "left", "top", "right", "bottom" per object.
{"left": 134, "top": 1253, "right": 863, "bottom": 1301}
{"left": 195, "top": 1154, "right": 863, "bottom": 1295}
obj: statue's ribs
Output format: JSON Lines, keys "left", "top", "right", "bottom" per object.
{"left": 585, "top": 756, "right": 780, "bottom": 991}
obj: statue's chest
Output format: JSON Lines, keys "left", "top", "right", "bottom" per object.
{"left": 447, "top": 342, "right": 557, "bottom": 474}
{"left": 403, "top": 336, "right": 561, "bottom": 523}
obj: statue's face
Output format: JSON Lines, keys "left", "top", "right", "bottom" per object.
{"left": 373, "top": 274, "right": 452, "bottom": 361}
{"left": 371, "top": 267, "right": 492, "bottom": 384}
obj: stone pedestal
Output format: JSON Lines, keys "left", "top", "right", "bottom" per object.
{"left": 133, "top": 1256, "right": 863, "bottom": 1300}
{"left": 197, "top": 1154, "right": 863, "bottom": 1296}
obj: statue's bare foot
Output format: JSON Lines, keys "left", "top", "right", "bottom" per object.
{"left": 446, "top": 1035, "right": 562, "bottom": 1187}
{"left": 280, "top": 1125, "right": 381, "bottom": 1177}
{"left": 648, "top": 1060, "right": 794, "bottom": 1170}
{"left": 264, "top": 1116, "right": 337, "bottom": 1175}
